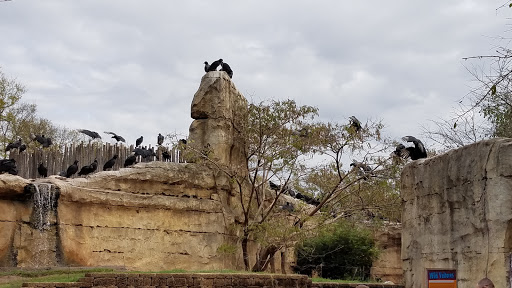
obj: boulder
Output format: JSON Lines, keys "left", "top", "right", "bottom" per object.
{"left": 0, "top": 174, "right": 30, "bottom": 199}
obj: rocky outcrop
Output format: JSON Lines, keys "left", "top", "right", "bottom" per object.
{"left": 0, "top": 162, "right": 254, "bottom": 271}
{"left": 401, "top": 138, "right": 512, "bottom": 288}
{"left": 371, "top": 224, "right": 402, "bottom": 284}
{"left": 0, "top": 174, "right": 30, "bottom": 199}
{"left": 0, "top": 73, "right": 290, "bottom": 272}
{"left": 188, "top": 71, "right": 248, "bottom": 172}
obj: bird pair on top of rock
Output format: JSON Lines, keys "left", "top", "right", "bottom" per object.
{"left": 204, "top": 59, "right": 233, "bottom": 78}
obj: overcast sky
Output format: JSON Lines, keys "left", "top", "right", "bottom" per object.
{"left": 0, "top": 1, "right": 510, "bottom": 149}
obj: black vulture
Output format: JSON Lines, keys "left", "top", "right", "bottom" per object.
{"left": 65, "top": 160, "right": 79, "bottom": 178}
{"left": 78, "top": 159, "right": 98, "bottom": 176}
{"left": 103, "top": 155, "right": 118, "bottom": 171}
{"left": 162, "top": 150, "right": 171, "bottom": 162}
{"left": 220, "top": 62, "right": 233, "bottom": 78}
{"left": 303, "top": 195, "right": 321, "bottom": 206}
{"left": 133, "top": 147, "right": 145, "bottom": 157}
{"left": 394, "top": 136, "right": 427, "bottom": 160}
{"left": 5, "top": 138, "right": 22, "bottom": 152}
{"left": 78, "top": 129, "right": 102, "bottom": 139}
{"left": 90, "top": 159, "right": 98, "bottom": 172}
{"left": 124, "top": 154, "right": 137, "bottom": 167}
{"left": 133, "top": 146, "right": 156, "bottom": 159}
{"left": 269, "top": 181, "right": 281, "bottom": 191}
{"left": 19, "top": 144, "right": 26, "bottom": 153}
{"left": 295, "top": 192, "right": 320, "bottom": 206}
{"left": 0, "top": 159, "right": 17, "bottom": 175}
{"left": 104, "top": 132, "right": 126, "bottom": 143}
{"left": 392, "top": 144, "right": 406, "bottom": 158}
{"left": 77, "top": 164, "right": 91, "bottom": 176}
{"left": 350, "top": 160, "right": 373, "bottom": 179}
{"left": 38, "top": 163, "right": 48, "bottom": 178}
{"left": 157, "top": 133, "right": 164, "bottom": 146}
{"left": 281, "top": 202, "right": 295, "bottom": 213}
{"left": 285, "top": 188, "right": 296, "bottom": 197}
{"left": 204, "top": 61, "right": 210, "bottom": 73}
{"left": 31, "top": 134, "right": 52, "bottom": 148}
{"left": 135, "top": 136, "right": 143, "bottom": 147}
{"left": 207, "top": 59, "right": 223, "bottom": 72}
{"left": 349, "top": 116, "right": 362, "bottom": 132}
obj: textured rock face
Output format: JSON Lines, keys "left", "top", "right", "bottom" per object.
{"left": 56, "top": 162, "right": 240, "bottom": 271}
{"left": 402, "top": 138, "right": 512, "bottom": 288}
{"left": 0, "top": 162, "right": 256, "bottom": 271}
{"left": 371, "top": 224, "right": 402, "bottom": 284}
{"left": 0, "top": 174, "right": 30, "bottom": 198}
{"left": 189, "top": 71, "right": 248, "bottom": 171}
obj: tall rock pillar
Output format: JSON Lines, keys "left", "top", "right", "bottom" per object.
{"left": 188, "top": 71, "right": 248, "bottom": 172}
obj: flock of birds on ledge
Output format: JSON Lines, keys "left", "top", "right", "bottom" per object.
{"left": 0, "top": 129, "right": 188, "bottom": 178}
{"left": 0, "top": 116, "right": 427, "bottom": 177}
{"left": 0, "top": 114, "right": 427, "bottom": 205}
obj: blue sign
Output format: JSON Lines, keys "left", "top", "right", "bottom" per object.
{"left": 427, "top": 269, "right": 457, "bottom": 288}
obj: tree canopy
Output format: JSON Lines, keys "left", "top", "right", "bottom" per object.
{"left": 0, "top": 68, "right": 81, "bottom": 156}
{"left": 189, "top": 98, "right": 399, "bottom": 272}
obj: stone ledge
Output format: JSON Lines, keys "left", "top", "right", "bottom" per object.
{"left": 311, "top": 283, "right": 403, "bottom": 288}
{"left": 22, "top": 273, "right": 403, "bottom": 288}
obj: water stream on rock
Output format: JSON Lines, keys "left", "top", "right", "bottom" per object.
{"left": 32, "top": 183, "right": 57, "bottom": 230}
{"left": 26, "top": 182, "right": 60, "bottom": 267}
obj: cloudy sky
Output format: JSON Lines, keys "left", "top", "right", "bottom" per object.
{"left": 0, "top": 1, "right": 510, "bottom": 148}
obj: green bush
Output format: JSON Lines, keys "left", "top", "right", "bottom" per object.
{"left": 294, "top": 221, "right": 379, "bottom": 280}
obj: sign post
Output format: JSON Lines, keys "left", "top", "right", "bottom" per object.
{"left": 426, "top": 269, "right": 457, "bottom": 288}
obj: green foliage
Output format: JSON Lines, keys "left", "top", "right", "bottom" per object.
{"left": 217, "top": 243, "right": 238, "bottom": 255}
{"left": 294, "top": 221, "right": 379, "bottom": 281}
{"left": 0, "top": 69, "right": 82, "bottom": 154}
{"left": 246, "top": 99, "right": 322, "bottom": 177}
{"left": 0, "top": 68, "right": 25, "bottom": 117}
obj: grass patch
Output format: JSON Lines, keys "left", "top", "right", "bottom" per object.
{"left": 0, "top": 267, "right": 375, "bottom": 287}
{"left": 130, "top": 269, "right": 263, "bottom": 274}
{"left": 311, "top": 277, "right": 371, "bottom": 283}
{"left": 0, "top": 267, "right": 114, "bottom": 278}
{"left": 0, "top": 268, "right": 115, "bottom": 288}
{"left": 153, "top": 269, "right": 256, "bottom": 274}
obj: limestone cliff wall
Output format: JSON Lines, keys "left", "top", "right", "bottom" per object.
{"left": 402, "top": 138, "right": 512, "bottom": 288}
{"left": 0, "top": 162, "right": 259, "bottom": 271}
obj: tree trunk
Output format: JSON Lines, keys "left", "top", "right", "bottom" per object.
{"left": 270, "top": 253, "right": 276, "bottom": 273}
{"left": 281, "top": 250, "right": 287, "bottom": 274}
{"left": 251, "top": 244, "right": 279, "bottom": 272}
{"left": 242, "top": 230, "right": 250, "bottom": 271}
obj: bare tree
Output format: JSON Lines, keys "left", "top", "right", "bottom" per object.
{"left": 421, "top": 104, "right": 492, "bottom": 151}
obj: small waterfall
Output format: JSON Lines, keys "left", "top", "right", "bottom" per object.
{"left": 19, "top": 182, "right": 61, "bottom": 268}
{"left": 31, "top": 183, "right": 58, "bottom": 231}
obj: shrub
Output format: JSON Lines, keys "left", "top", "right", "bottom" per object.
{"left": 294, "top": 221, "right": 379, "bottom": 280}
